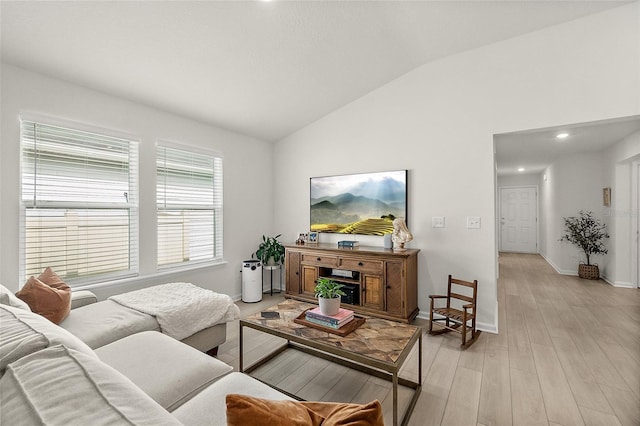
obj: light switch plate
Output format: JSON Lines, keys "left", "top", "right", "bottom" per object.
{"left": 467, "top": 216, "right": 481, "bottom": 229}
{"left": 432, "top": 216, "right": 445, "bottom": 228}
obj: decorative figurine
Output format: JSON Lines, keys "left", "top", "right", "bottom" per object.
{"left": 392, "top": 218, "right": 413, "bottom": 251}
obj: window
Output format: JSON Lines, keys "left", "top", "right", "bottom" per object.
{"left": 156, "top": 142, "right": 223, "bottom": 268}
{"left": 20, "top": 118, "right": 138, "bottom": 285}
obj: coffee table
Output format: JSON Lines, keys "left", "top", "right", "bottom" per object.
{"left": 239, "top": 299, "right": 422, "bottom": 426}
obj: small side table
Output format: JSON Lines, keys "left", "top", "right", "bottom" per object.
{"left": 262, "top": 264, "right": 282, "bottom": 296}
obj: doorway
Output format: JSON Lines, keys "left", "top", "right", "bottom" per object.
{"left": 499, "top": 186, "right": 538, "bottom": 253}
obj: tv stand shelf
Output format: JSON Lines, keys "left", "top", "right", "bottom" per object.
{"left": 285, "top": 244, "right": 419, "bottom": 323}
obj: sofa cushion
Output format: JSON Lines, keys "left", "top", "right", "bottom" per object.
{"left": 0, "top": 305, "right": 97, "bottom": 371}
{"left": 181, "top": 322, "right": 227, "bottom": 352}
{"left": 0, "top": 284, "right": 31, "bottom": 311}
{"left": 0, "top": 345, "right": 182, "bottom": 426}
{"left": 0, "top": 306, "right": 48, "bottom": 371}
{"left": 59, "top": 299, "right": 159, "bottom": 349}
{"left": 70, "top": 290, "right": 98, "bottom": 309}
{"left": 16, "top": 267, "right": 71, "bottom": 324}
{"left": 95, "top": 331, "right": 232, "bottom": 412}
{"left": 172, "top": 372, "right": 294, "bottom": 426}
{"left": 225, "top": 395, "right": 384, "bottom": 426}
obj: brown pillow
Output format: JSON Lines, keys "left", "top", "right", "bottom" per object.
{"left": 16, "top": 267, "right": 71, "bottom": 324}
{"left": 225, "top": 394, "right": 383, "bottom": 426}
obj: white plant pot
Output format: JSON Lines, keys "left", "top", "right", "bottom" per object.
{"left": 318, "top": 297, "right": 340, "bottom": 316}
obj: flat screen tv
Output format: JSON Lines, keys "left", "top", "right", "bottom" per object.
{"left": 310, "top": 170, "right": 407, "bottom": 235}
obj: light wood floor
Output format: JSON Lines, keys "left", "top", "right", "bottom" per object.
{"left": 217, "top": 253, "right": 640, "bottom": 425}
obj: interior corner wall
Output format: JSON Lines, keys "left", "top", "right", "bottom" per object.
{"left": 0, "top": 63, "right": 274, "bottom": 299}
{"left": 272, "top": 3, "right": 639, "bottom": 332}
{"left": 539, "top": 152, "right": 606, "bottom": 274}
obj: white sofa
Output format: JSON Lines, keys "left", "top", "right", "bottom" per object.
{"left": 60, "top": 290, "right": 228, "bottom": 355}
{"left": 0, "top": 296, "right": 292, "bottom": 425}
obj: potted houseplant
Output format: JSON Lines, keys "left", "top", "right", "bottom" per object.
{"left": 314, "top": 277, "right": 346, "bottom": 316}
{"left": 560, "top": 210, "right": 609, "bottom": 279}
{"left": 254, "top": 234, "right": 285, "bottom": 266}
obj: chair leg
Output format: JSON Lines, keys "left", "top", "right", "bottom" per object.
{"left": 461, "top": 311, "right": 467, "bottom": 347}
{"left": 429, "top": 299, "right": 434, "bottom": 333}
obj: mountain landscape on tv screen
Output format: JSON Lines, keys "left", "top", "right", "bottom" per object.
{"left": 311, "top": 175, "right": 406, "bottom": 235}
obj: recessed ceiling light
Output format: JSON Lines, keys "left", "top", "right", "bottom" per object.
{"left": 518, "top": 167, "right": 525, "bottom": 172}
{"left": 556, "top": 132, "right": 569, "bottom": 139}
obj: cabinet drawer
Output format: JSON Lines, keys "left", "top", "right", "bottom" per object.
{"left": 301, "top": 254, "right": 338, "bottom": 267}
{"left": 339, "top": 257, "right": 383, "bottom": 272}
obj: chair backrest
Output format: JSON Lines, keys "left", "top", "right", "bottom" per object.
{"left": 447, "top": 275, "right": 478, "bottom": 311}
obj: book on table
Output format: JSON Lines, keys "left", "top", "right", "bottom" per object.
{"left": 338, "top": 240, "right": 359, "bottom": 248}
{"left": 304, "top": 316, "right": 353, "bottom": 329}
{"left": 305, "top": 307, "right": 354, "bottom": 327}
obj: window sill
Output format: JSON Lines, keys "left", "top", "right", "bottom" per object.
{"left": 73, "top": 260, "right": 229, "bottom": 292}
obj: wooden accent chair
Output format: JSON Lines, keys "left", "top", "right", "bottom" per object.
{"left": 428, "top": 275, "right": 481, "bottom": 349}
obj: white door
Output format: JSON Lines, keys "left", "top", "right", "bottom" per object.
{"left": 500, "top": 187, "right": 538, "bottom": 253}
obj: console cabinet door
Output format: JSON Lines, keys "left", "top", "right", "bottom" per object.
{"left": 362, "top": 274, "right": 384, "bottom": 310}
{"left": 286, "top": 250, "right": 301, "bottom": 294}
{"left": 301, "top": 265, "right": 318, "bottom": 297}
{"left": 385, "top": 261, "right": 404, "bottom": 316}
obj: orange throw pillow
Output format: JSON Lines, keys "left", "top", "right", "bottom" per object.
{"left": 16, "top": 267, "right": 71, "bottom": 324}
{"left": 225, "top": 394, "right": 383, "bottom": 426}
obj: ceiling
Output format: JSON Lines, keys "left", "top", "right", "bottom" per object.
{"left": 1, "top": 1, "right": 631, "bottom": 142}
{"left": 495, "top": 116, "right": 640, "bottom": 176}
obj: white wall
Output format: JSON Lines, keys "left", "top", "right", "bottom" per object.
{"left": 539, "top": 129, "right": 640, "bottom": 287}
{"left": 0, "top": 64, "right": 274, "bottom": 300}
{"left": 273, "top": 4, "right": 640, "bottom": 331}
{"left": 603, "top": 130, "right": 640, "bottom": 287}
{"left": 539, "top": 152, "right": 606, "bottom": 274}
{"left": 497, "top": 173, "right": 541, "bottom": 188}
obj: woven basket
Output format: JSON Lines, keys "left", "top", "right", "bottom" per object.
{"left": 578, "top": 264, "right": 600, "bottom": 280}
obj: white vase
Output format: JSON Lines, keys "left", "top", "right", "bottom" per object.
{"left": 318, "top": 297, "right": 340, "bottom": 316}
{"left": 383, "top": 233, "right": 393, "bottom": 249}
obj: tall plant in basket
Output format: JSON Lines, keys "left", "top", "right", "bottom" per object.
{"left": 560, "top": 210, "right": 609, "bottom": 279}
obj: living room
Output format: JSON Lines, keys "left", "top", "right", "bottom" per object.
{"left": 1, "top": 1, "right": 639, "bottom": 425}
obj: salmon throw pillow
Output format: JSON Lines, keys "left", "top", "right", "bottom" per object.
{"left": 225, "top": 394, "right": 383, "bottom": 426}
{"left": 16, "top": 267, "right": 71, "bottom": 324}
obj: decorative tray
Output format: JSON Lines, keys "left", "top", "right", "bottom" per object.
{"left": 293, "top": 310, "right": 365, "bottom": 337}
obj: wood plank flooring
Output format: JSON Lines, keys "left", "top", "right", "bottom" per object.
{"left": 217, "top": 253, "right": 640, "bottom": 425}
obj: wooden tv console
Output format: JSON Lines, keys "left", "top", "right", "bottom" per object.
{"left": 284, "top": 244, "right": 419, "bottom": 323}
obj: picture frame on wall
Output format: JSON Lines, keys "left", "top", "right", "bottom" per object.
{"left": 603, "top": 187, "right": 611, "bottom": 207}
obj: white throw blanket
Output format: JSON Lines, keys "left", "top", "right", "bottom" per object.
{"left": 109, "top": 282, "right": 240, "bottom": 341}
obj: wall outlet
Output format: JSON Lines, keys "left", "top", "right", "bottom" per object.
{"left": 467, "top": 216, "right": 481, "bottom": 229}
{"left": 432, "top": 216, "right": 445, "bottom": 228}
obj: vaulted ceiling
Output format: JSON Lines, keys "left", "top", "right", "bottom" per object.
{"left": 1, "top": 1, "right": 630, "bottom": 142}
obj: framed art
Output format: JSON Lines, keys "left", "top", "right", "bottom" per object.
{"left": 603, "top": 187, "right": 611, "bottom": 207}
{"left": 296, "top": 232, "right": 308, "bottom": 245}
{"left": 310, "top": 170, "right": 407, "bottom": 235}
{"left": 307, "top": 231, "right": 319, "bottom": 244}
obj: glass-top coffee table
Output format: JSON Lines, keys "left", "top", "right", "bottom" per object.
{"left": 239, "top": 299, "right": 422, "bottom": 426}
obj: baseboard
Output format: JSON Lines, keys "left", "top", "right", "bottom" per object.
{"left": 541, "top": 256, "right": 635, "bottom": 287}
{"left": 609, "top": 280, "right": 635, "bottom": 288}
{"left": 416, "top": 310, "right": 498, "bottom": 334}
{"left": 539, "top": 253, "right": 577, "bottom": 276}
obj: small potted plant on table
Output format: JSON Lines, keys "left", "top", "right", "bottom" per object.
{"left": 560, "top": 210, "right": 609, "bottom": 279}
{"left": 314, "top": 278, "right": 346, "bottom": 316}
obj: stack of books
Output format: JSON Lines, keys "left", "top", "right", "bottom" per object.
{"left": 305, "top": 307, "right": 354, "bottom": 329}
{"left": 337, "top": 240, "right": 359, "bottom": 248}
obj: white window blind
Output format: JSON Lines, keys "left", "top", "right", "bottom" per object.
{"left": 156, "top": 143, "right": 223, "bottom": 268}
{"left": 20, "top": 119, "right": 138, "bottom": 285}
